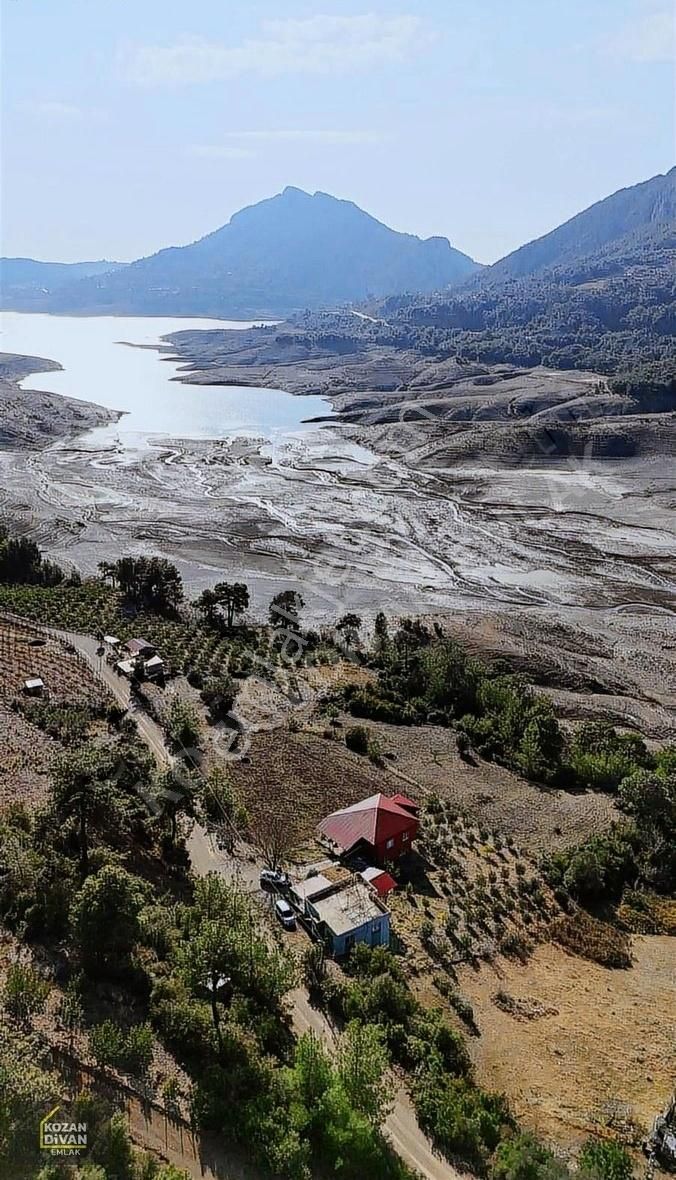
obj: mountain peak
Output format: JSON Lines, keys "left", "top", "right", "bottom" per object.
{"left": 280, "top": 185, "right": 312, "bottom": 199}
{"left": 20, "top": 189, "right": 478, "bottom": 318}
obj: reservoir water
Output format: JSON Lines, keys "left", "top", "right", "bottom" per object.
{"left": 0, "top": 312, "right": 332, "bottom": 443}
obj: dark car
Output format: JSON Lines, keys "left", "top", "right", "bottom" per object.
{"left": 259, "top": 868, "right": 290, "bottom": 892}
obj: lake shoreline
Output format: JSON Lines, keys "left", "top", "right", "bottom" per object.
{"left": 0, "top": 317, "right": 673, "bottom": 741}
{"left": 0, "top": 351, "right": 120, "bottom": 450}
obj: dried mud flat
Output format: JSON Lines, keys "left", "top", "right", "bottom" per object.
{"left": 0, "top": 341, "right": 674, "bottom": 730}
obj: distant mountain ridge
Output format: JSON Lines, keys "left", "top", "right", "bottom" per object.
{"left": 0, "top": 258, "right": 126, "bottom": 308}
{"left": 483, "top": 165, "right": 676, "bottom": 282}
{"left": 1, "top": 188, "right": 479, "bottom": 318}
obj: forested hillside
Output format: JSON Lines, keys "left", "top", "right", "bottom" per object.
{"left": 293, "top": 169, "right": 676, "bottom": 396}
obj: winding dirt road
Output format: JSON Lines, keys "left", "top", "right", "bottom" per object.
{"left": 58, "top": 625, "right": 460, "bottom": 1180}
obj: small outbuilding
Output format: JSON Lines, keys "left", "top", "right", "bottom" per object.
{"left": 290, "top": 874, "right": 335, "bottom": 917}
{"left": 360, "top": 866, "right": 397, "bottom": 898}
{"left": 23, "top": 677, "right": 45, "bottom": 696}
{"left": 116, "top": 658, "right": 137, "bottom": 679}
{"left": 126, "top": 638, "right": 155, "bottom": 658}
{"left": 144, "top": 654, "right": 165, "bottom": 679}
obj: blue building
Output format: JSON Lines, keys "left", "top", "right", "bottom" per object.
{"left": 292, "top": 875, "right": 390, "bottom": 957}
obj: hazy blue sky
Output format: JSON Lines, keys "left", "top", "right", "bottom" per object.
{"left": 1, "top": 0, "right": 673, "bottom": 263}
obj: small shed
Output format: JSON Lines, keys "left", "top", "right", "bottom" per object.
{"left": 290, "top": 874, "right": 335, "bottom": 918}
{"left": 116, "top": 658, "right": 137, "bottom": 679}
{"left": 103, "top": 635, "right": 120, "bottom": 649}
{"left": 360, "top": 866, "right": 397, "bottom": 898}
{"left": 23, "top": 677, "right": 45, "bottom": 696}
{"left": 144, "top": 654, "right": 165, "bottom": 678}
{"left": 126, "top": 637, "right": 155, "bottom": 657}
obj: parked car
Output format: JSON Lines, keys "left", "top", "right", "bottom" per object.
{"left": 274, "top": 898, "right": 296, "bottom": 930}
{"left": 260, "top": 868, "right": 290, "bottom": 891}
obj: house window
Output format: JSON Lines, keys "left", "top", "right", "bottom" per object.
{"left": 386, "top": 838, "right": 395, "bottom": 850}
{"left": 402, "top": 831, "right": 410, "bottom": 843}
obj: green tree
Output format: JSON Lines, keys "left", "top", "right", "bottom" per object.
{"left": 200, "top": 767, "right": 247, "bottom": 846}
{"left": 180, "top": 918, "right": 234, "bottom": 1051}
{"left": 110, "top": 556, "right": 183, "bottom": 613}
{"left": 154, "top": 766, "right": 199, "bottom": 843}
{"left": 71, "top": 865, "right": 145, "bottom": 970}
{"left": 336, "top": 613, "right": 362, "bottom": 650}
{"left": 492, "top": 1133, "right": 568, "bottom": 1180}
{"left": 269, "top": 590, "right": 304, "bottom": 630}
{"left": 50, "top": 745, "right": 114, "bottom": 877}
{"left": 195, "top": 586, "right": 219, "bottom": 622}
{"left": 294, "top": 1032, "right": 333, "bottom": 1109}
{"left": 201, "top": 673, "right": 237, "bottom": 720}
{"left": 618, "top": 769, "right": 675, "bottom": 831}
{"left": 0, "top": 528, "right": 63, "bottom": 586}
{"left": 213, "top": 581, "right": 250, "bottom": 628}
{"left": 373, "top": 611, "right": 390, "bottom": 653}
{"left": 517, "top": 713, "right": 564, "bottom": 782}
{"left": 0, "top": 1025, "right": 60, "bottom": 1172}
{"left": 345, "top": 725, "right": 370, "bottom": 755}
{"left": 165, "top": 697, "right": 201, "bottom": 751}
{"left": 337, "top": 1021, "right": 392, "bottom": 1128}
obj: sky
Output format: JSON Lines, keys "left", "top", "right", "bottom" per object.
{"left": 1, "top": 0, "right": 673, "bottom": 264}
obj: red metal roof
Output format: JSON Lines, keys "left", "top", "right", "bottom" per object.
{"left": 318, "top": 793, "right": 417, "bottom": 853}
{"left": 361, "top": 867, "right": 397, "bottom": 896}
{"left": 389, "top": 793, "right": 419, "bottom": 813}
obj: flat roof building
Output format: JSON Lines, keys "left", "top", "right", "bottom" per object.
{"left": 299, "top": 876, "right": 390, "bottom": 956}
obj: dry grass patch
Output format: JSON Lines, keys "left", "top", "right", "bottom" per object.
{"left": 227, "top": 728, "right": 402, "bottom": 850}
{"left": 457, "top": 936, "right": 674, "bottom": 1150}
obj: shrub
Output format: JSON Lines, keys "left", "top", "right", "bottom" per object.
{"left": 89, "top": 1020, "right": 127, "bottom": 1070}
{"left": 345, "top": 726, "right": 370, "bottom": 755}
{"left": 549, "top": 911, "right": 632, "bottom": 969}
{"left": 578, "top": 1138, "right": 633, "bottom": 1180}
{"left": 543, "top": 828, "right": 638, "bottom": 905}
{"left": 125, "top": 1023, "right": 155, "bottom": 1076}
{"left": 414, "top": 1068, "right": 512, "bottom": 1168}
{"left": 3, "top": 962, "right": 49, "bottom": 1022}
{"left": 492, "top": 1132, "right": 564, "bottom": 1180}
{"left": 201, "top": 673, "right": 237, "bottom": 720}
{"left": 165, "top": 697, "right": 201, "bottom": 751}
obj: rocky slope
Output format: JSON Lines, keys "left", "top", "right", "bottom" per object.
{"left": 164, "top": 325, "right": 676, "bottom": 463}
{"left": 0, "top": 353, "right": 118, "bottom": 449}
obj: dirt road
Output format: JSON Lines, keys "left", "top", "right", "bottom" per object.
{"left": 60, "top": 625, "right": 460, "bottom": 1180}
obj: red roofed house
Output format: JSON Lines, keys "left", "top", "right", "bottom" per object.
{"left": 318, "top": 793, "right": 419, "bottom": 865}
